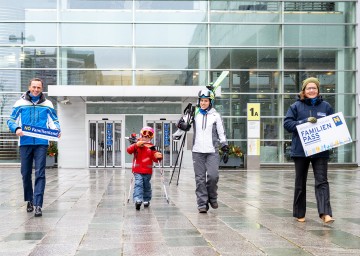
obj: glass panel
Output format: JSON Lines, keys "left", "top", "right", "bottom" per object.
{"left": 136, "top": 24, "right": 206, "bottom": 46}
{"left": 61, "top": 24, "right": 132, "bottom": 45}
{"left": 284, "top": 2, "right": 356, "bottom": 24}
{"left": 261, "top": 141, "right": 281, "bottom": 163}
{"left": 211, "top": 48, "right": 279, "bottom": 70}
{"left": 171, "top": 122, "right": 178, "bottom": 166}
{"left": 163, "top": 122, "right": 171, "bottom": 167}
{"left": 98, "top": 122, "right": 105, "bottom": 167}
{"left": 136, "top": 48, "right": 206, "bottom": 69}
{"left": 87, "top": 104, "right": 181, "bottom": 115}
{"left": 125, "top": 115, "right": 143, "bottom": 164}
{"left": 210, "top": 1, "right": 280, "bottom": 22}
{"left": 284, "top": 49, "right": 355, "bottom": 70}
{"left": 135, "top": 70, "right": 206, "bottom": 86}
{"left": 105, "top": 122, "right": 113, "bottom": 167}
{"left": 222, "top": 117, "right": 247, "bottom": 140}
{"left": 114, "top": 122, "right": 121, "bottom": 167}
{"left": 0, "top": 140, "right": 20, "bottom": 163}
{"left": 0, "top": 0, "right": 57, "bottom": 21}
{"left": 284, "top": 25, "right": 355, "bottom": 47}
{"left": 60, "top": 0, "right": 132, "bottom": 22}
{"left": 284, "top": 71, "right": 356, "bottom": 94}
{"left": 218, "top": 94, "right": 279, "bottom": 117}
{"left": 60, "top": 47, "right": 132, "bottom": 69}
{"left": 210, "top": 25, "right": 280, "bottom": 46}
{"left": 0, "top": 93, "right": 22, "bottom": 118}
{"left": 89, "top": 122, "right": 96, "bottom": 166}
{"left": 135, "top": 1, "right": 207, "bottom": 22}
{"left": 59, "top": 70, "right": 132, "bottom": 86}
{"left": 65, "top": 0, "right": 131, "bottom": 9}
{"left": 154, "top": 122, "right": 163, "bottom": 165}
{"left": 3, "top": 23, "right": 57, "bottom": 45}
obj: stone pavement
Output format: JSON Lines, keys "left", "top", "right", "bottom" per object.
{"left": 0, "top": 167, "right": 360, "bottom": 256}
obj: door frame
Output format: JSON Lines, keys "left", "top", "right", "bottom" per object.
{"left": 86, "top": 114, "right": 125, "bottom": 168}
{"left": 144, "top": 114, "right": 181, "bottom": 167}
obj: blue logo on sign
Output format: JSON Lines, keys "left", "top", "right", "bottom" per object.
{"left": 332, "top": 116, "right": 343, "bottom": 126}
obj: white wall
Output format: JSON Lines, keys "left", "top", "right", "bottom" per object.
{"left": 57, "top": 101, "right": 87, "bottom": 168}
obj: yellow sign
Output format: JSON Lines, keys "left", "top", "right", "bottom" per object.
{"left": 247, "top": 103, "right": 260, "bottom": 121}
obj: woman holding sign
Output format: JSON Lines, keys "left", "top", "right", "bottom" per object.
{"left": 284, "top": 77, "right": 335, "bottom": 224}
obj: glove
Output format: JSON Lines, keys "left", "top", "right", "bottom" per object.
{"left": 154, "top": 152, "right": 163, "bottom": 159}
{"left": 136, "top": 140, "right": 145, "bottom": 147}
{"left": 177, "top": 117, "right": 191, "bottom": 131}
{"left": 221, "top": 145, "right": 229, "bottom": 164}
{"left": 307, "top": 117, "right": 317, "bottom": 123}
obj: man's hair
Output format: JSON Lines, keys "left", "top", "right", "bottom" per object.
{"left": 28, "top": 78, "right": 43, "bottom": 88}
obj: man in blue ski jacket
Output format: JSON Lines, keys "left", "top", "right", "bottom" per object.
{"left": 7, "top": 78, "right": 61, "bottom": 217}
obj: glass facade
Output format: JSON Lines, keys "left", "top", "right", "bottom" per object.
{"left": 0, "top": 0, "right": 357, "bottom": 164}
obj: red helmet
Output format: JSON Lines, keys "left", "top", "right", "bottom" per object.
{"left": 140, "top": 126, "right": 154, "bottom": 138}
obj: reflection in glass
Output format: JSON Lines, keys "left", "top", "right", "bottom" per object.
{"left": 60, "top": 70, "right": 131, "bottom": 86}
{"left": 136, "top": 24, "right": 206, "bottom": 46}
{"left": 211, "top": 48, "right": 279, "bottom": 70}
{"left": 284, "top": 25, "right": 355, "bottom": 47}
{"left": 60, "top": 47, "right": 131, "bottom": 69}
{"left": 210, "top": 1, "right": 280, "bottom": 22}
{"left": 210, "top": 25, "right": 280, "bottom": 46}
{"left": 61, "top": 24, "right": 132, "bottom": 45}
{"left": 136, "top": 48, "right": 206, "bottom": 69}
{"left": 135, "top": 70, "right": 205, "bottom": 86}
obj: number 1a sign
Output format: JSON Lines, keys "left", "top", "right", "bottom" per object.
{"left": 247, "top": 103, "right": 260, "bottom": 121}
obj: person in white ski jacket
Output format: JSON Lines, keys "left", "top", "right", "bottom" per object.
{"left": 191, "top": 89, "right": 228, "bottom": 213}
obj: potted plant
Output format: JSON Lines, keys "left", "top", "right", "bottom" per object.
{"left": 219, "top": 144, "right": 244, "bottom": 168}
{"left": 46, "top": 141, "right": 58, "bottom": 167}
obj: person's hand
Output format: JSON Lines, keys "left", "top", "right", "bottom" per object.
{"left": 136, "top": 140, "right": 145, "bottom": 147}
{"left": 221, "top": 145, "right": 229, "bottom": 164}
{"left": 154, "top": 152, "right": 163, "bottom": 159}
{"left": 307, "top": 117, "right": 317, "bottom": 123}
{"left": 15, "top": 128, "right": 24, "bottom": 137}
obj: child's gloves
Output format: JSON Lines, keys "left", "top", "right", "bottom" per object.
{"left": 154, "top": 152, "right": 163, "bottom": 159}
{"left": 136, "top": 140, "right": 145, "bottom": 147}
{"left": 307, "top": 117, "right": 317, "bottom": 123}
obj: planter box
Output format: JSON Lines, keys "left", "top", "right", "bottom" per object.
{"left": 46, "top": 156, "right": 55, "bottom": 168}
{"left": 219, "top": 157, "right": 244, "bottom": 168}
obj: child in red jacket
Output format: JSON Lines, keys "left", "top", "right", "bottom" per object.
{"left": 127, "top": 126, "right": 162, "bottom": 210}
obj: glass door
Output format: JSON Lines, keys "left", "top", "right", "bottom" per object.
{"left": 146, "top": 120, "right": 178, "bottom": 167}
{"left": 89, "top": 120, "right": 122, "bottom": 168}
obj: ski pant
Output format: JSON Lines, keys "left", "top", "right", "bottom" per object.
{"left": 293, "top": 157, "right": 332, "bottom": 218}
{"left": 192, "top": 152, "right": 220, "bottom": 209}
{"left": 133, "top": 173, "right": 152, "bottom": 203}
{"left": 20, "top": 145, "right": 48, "bottom": 207}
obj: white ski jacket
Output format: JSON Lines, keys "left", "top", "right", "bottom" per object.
{"left": 192, "top": 108, "right": 227, "bottom": 153}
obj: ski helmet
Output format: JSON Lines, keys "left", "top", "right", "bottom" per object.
{"left": 197, "top": 89, "right": 215, "bottom": 107}
{"left": 140, "top": 126, "right": 154, "bottom": 138}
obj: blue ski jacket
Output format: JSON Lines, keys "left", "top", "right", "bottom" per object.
{"left": 7, "top": 91, "right": 61, "bottom": 146}
{"left": 284, "top": 96, "right": 334, "bottom": 158}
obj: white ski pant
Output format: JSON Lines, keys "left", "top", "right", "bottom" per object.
{"left": 192, "top": 152, "right": 220, "bottom": 208}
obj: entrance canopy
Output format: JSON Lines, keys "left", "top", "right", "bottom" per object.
{"left": 48, "top": 85, "right": 222, "bottom": 98}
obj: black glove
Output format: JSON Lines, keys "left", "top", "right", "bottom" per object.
{"left": 177, "top": 117, "right": 191, "bottom": 131}
{"left": 221, "top": 145, "right": 229, "bottom": 164}
{"left": 307, "top": 117, "right": 317, "bottom": 123}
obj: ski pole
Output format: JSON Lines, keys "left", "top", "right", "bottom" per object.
{"left": 127, "top": 174, "right": 133, "bottom": 203}
{"left": 158, "top": 161, "right": 169, "bottom": 204}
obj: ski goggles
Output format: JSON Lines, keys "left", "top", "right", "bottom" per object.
{"left": 141, "top": 129, "right": 154, "bottom": 138}
{"left": 198, "top": 89, "right": 214, "bottom": 99}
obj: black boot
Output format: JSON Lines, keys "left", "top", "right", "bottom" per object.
{"left": 34, "top": 206, "right": 42, "bottom": 217}
{"left": 135, "top": 201, "right": 142, "bottom": 210}
{"left": 27, "top": 202, "right": 34, "bottom": 212}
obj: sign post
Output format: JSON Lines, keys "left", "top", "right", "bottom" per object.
{"left": 247, "top": 103, "right": 261, "bottom": 169}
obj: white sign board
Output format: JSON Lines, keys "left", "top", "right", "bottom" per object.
{"left": 296, "top": 112, "right": 352, "bottom": 156}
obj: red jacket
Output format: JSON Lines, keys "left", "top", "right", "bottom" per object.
{"left": 127, "top": 143, "right": 161, "bottom": 174}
